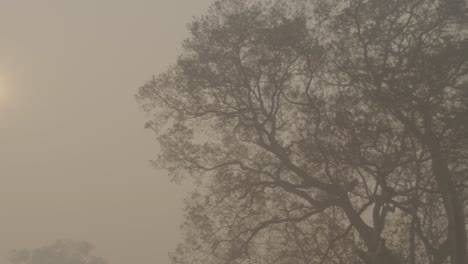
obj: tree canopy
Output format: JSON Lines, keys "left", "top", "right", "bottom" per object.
{"left": 138, "top": 0, "right": 468, "bottom": 263}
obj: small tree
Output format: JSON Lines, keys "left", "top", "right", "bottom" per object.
{"left": 8, "top": 240, "right": 107, "bottom": 264}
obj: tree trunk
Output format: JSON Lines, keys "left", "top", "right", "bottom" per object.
{"left": 340, "top": 197, "right": 402, "bottom": 264}
{"left": 393, "top": 109, "right": 467, "bottom": 264}
{"left": 427, "top": 138, "right": 467, "bottom": 264}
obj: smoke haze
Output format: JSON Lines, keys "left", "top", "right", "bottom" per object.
{"left": 0, "top": 1, "right": 212, "bottom": 263}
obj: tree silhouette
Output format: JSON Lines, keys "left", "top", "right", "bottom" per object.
{"left": 8, "top": 240, "right": 107, "bottom": 264}
{"left": 138, "top": 0, "right": 467, "bottom": 263}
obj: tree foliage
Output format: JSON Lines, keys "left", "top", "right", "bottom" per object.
{"left": 138, "top": 0, "right": 468, "bottom": 263}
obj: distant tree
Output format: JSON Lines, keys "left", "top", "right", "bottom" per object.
{"left": 137, "top": 0, "right": 467, "bottom": 263}
{"left": 8, "top": 240, "right": 107, "bottom": 264}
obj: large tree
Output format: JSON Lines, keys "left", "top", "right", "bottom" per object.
{"left": 138, "top": 0, "right": 467, "bottom": 263}
{"left": 330, "top": 0, "right": 468, "bottom": 262}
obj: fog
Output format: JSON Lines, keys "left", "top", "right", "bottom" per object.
{"left": 0, "top": 1, "right": 212, "bottom": 263}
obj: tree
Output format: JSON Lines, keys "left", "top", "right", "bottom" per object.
{"left": 8, "top": 240, "right": 107, "bottom": 264}
{"left": 328, "top": 0, "right": 468, "bottom": 262}
{"left": 137, "top": 0, "right": 467, "bottom": 263}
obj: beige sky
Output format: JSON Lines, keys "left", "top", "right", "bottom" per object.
{"left": 0, "top": 1, "right": 213, "bottom": 263}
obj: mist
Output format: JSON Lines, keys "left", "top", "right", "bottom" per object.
{"left": 0, "top": 1, "right": 212, "bottom": 263}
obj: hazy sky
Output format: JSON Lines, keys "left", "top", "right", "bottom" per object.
{"left": 0, "top": 1, "right": 213, "bottom": 263}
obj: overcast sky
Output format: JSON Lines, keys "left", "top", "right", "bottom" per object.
{"left": 0, "top": 1, "right": 213, "bottom": 263}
